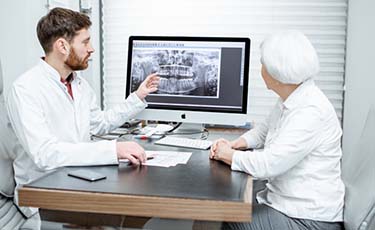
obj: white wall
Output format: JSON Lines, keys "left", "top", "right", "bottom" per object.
{"left": 0, "top": 0, "right": 46, "bottom": 96}
{"left": 0, "top": 0, "right": 101, "bottom": 102}
{"left": 342, "top": 0, "right": 375, "bottom": 156}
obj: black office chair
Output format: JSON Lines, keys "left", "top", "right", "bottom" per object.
{"left": 342, "top": 104, "right": 375, "bottom": 230}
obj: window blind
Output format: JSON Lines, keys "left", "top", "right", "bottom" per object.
{"left": 102, "top": 0, "right": 347, "bottom": 123}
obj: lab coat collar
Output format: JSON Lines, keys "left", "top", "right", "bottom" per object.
{"left": 39, "top": 58, "right": 79, "bottom": 84}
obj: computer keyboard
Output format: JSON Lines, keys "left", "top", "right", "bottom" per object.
{"left": 154, "top": 136, "right": 213, "bottom": 150}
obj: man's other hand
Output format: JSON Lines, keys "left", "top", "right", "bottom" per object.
{"left": 116, "top": 141, "right": 146, "bottom": 165}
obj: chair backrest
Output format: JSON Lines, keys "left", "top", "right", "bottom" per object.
{"left": 0, "top": 58, "right": 3, "bottom": 95}
{"left": 0, "top": 59, "right": 30, "bottom": 229}
{"left": 342, "top": 105, "right": 375, "bottom": 230}
{"left": 0, "top": 58, "right": 17, "bottom": 197}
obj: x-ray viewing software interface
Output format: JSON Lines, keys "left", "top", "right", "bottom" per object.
{"left": 128, "top": 39, "right": 247, "bottom": 113}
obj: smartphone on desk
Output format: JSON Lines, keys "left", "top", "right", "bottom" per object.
{"left": 68, "top": 169, "right": 106, "bottom": 182}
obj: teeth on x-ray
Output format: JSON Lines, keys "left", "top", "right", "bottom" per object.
{"left": 157, "top": 65, "right": 196, "bottom": 94}
{"left": 131, "top": 49, "right": 219, "bottom": 97}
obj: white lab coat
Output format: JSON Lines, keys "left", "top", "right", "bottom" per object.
{"left": 232, "top": 79, "right": 345, "bottom": 222}
{"left": 7, "top": 59, "right": 147, "bottom": 217}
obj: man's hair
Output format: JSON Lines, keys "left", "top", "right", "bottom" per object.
{"left": 37, "top": 7, "right": 92, "bottom": 54}
{"left": 260, "top": 31, "right": 320, "bottom": 84}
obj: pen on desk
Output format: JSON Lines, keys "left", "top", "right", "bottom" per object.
{"left": 119, "top": 156, "right": 154, "bottom": 165}
{"left": 134, "top": 156, "right": 154, "bottom": 166}
{"left": 144, "top": 156, "right": 154, "bottom": 163}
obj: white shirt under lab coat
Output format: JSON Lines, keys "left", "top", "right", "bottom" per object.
{"left": 232, "top": 79, "right": 345, "bottom": 222}
{"left": 6, "top": 59, "right": 146, "bottom": 217}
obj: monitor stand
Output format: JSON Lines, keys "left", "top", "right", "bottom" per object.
{"left": 173, "top": 123, "right": 206, "bottom": 139}
{"left": 140, "top": 122, "right": 206, "bottom": 139}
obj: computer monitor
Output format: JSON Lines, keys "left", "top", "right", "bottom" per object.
{"left": 125, "top": 36, "right": 250, "bottom": 126}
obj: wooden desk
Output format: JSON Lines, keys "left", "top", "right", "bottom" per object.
{"left": 18, "top": 128, "right": 252, "bottom": 223}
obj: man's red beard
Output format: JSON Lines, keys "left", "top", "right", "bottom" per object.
{"left": 65, "top": 48, "right": 90, "bottom": 71}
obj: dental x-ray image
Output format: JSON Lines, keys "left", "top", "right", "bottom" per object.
{"left": 130, "top": 49, "right": 220, "bottom": 97}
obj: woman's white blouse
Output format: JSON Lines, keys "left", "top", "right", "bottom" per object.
{"left": 232, "top": 80, "right": 345, "bottom": 222}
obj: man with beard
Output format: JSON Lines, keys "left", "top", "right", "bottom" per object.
{"left": 6, "top": 8, "right": 159, "bottom": 218}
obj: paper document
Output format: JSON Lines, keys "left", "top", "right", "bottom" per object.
{"left": 119, "top": 151, "right": 192, "bottom": 167}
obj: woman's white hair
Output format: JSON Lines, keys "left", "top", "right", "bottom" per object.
{"left": 260, "top": 31, "right": 320, "bottom": 84}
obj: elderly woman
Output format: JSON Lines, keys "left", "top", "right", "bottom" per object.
{"left": 210, "top": 31, "right": 345, "bottom": 230}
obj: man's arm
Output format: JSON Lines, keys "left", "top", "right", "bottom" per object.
{"left": 89, "top": 90, "right": 147, "bottom": 136}
{"left": 7, "top": 85, "right": 118, "bottom": 170}
{"left": 89, "top": 73, "right": 159, "bottom": 135}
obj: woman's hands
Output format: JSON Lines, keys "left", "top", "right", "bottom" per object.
{"left": 210, "top": 137, "right": 247, "bottom": 165}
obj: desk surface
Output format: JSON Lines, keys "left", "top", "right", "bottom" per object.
{"left": 19, "top": 128, "right": 252, "bottom": 222}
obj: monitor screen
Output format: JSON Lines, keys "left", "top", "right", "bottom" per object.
{"left": 126, "top": 36, "right": 250, "bottom": 125}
